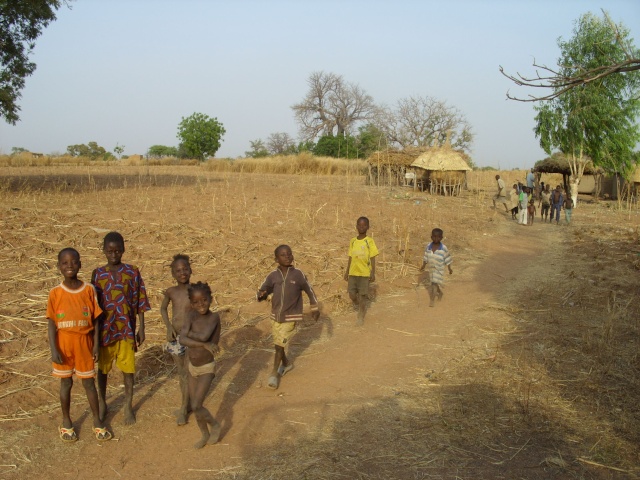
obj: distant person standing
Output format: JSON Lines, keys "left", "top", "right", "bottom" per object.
{"left": 492, "top": 175, "right": 509, "bottom": 212}
{"left": 539, "top": 184, "right": 551, "bottom": 223}
{"left": 550, "top": 185, "right": 564, "bottom": 225}
{"left": 526, "top": 168, "right": 536, "bottom": 195}
{"left": 517, "top": 187, "right": 529, "bottom": 225}
{"left": 563, "top": 193, "right": 574, "bottom": 225}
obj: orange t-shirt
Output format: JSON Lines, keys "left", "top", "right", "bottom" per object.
{"left": 47, "top": 282, "right": 103, "bottom": 335}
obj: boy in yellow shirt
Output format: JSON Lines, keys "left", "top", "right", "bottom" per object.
{"left": 344, "top": 217, "right": 379, "bottom": 325}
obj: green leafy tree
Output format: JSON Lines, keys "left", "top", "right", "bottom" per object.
{"left": 113, "top": 143, "right": 124, "bottom": 159}
{"left": 1, "top": 0, "right": 64, "bottom": 124}
{"left": 10, "top": 146, "right": 27, "bottom": 155}
{"left": 66, "top": 141, "right": 107, "bottom": 160}
{"left": 534, "top": 11, "right": 640, "bottom": 207}
{"left": 313, "top": 135, "right": 359, "bottom": 159}
{"left": 177, "top": 112, "right": 226, "bottom": 160}
{"left": 355, "top": 124, "right": 387, "bottom": 158}
{"left": 148, "top": 145, "right": 178, "bottom": 158}
{"left": 245, "top": 139, "right": 268, "bottom": 158}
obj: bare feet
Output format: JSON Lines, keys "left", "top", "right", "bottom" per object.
{"left": 356, "top": 311, "right": 364, "bottom": 326}
{"left": 175, "top": 409, "right": 187, "bottom": 426}
{"left": 208, "top": 420, "right": 221, "bottom": 444}
{"left": 123, "top": 407, "right": 136, "bottom": 425}
{"left": 194, "top": 433, "right": 210, "bottom": 449}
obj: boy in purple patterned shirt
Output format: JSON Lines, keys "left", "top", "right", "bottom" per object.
{"left": 92, "top": 231, "right": 151, "bottom": 425}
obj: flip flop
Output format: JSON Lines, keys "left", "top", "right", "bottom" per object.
{"left": 93, "top": 426, "right": 112, "bottom": 441}
{"left": 59, "top": 426, "right": 77, "bottom": 443}
{"left": 267, "top": 375, "right": 279, "bottom": 389}
{"left": 278, "top": 364, "right": 294, "bottom": 377}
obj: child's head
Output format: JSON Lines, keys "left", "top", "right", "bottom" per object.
{"left": 102, "top": 231, "right": 125, "bottom": 266}
{"left": 356, "top": 216, "right": 370, "bottom": 235}
{"left": 431, "top": 228, "right": 444, "bottom": 244}
{"left": 57, "top": 247, "right": 81, "bottom": 280}
{"left": 188, "top": 281, "right": 212, "bottom": 315}
{"left": 274, "top": 245, "right": 293, "bottom": 268}
{"left": 171, "top": 253, "right": 192, "bottom": 285}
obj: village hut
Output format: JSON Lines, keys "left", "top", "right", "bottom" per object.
{"left": 410, "top": 145, "right": 472, "bottom": 196}
{"left": 366, "top": 144, "right": 472, "bottom": 196}
{"left": 366, "top": 147, "right": 425, "bottom": 188}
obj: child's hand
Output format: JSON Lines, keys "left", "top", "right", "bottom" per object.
{"left": 256, "top": 289, "right": 268, "bottom": 302}
{"left": 311, "top": 310, "right": 320, "bottom": 322}
{"left": 166, "top": 330, "right": 176, "bottom": 342}
{"left": 370, "top": 272, "right": 376, "bottom": 283}
{"left": 92, "top": 343, "right": 99, "bottom": 362}
{"left": 343, "top": 271, "right": 349, "bottom": 281}
{"left": 136, "top": 328, "right": 146, "bottom": 347}
{"left": 448, "top": 266, "right": 453, "bottom": 275}
{"left": 205, "top": 342, "right": 219, "bottom": 355}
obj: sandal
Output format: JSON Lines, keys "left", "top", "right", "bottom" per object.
{"left": 59, "top": 426, "right": 77, "bottom": 443}
{"left": 267, "top": 375, "right": 279, "bottom": 389}
{"left": 93, "top": 426, "right": 112, "bottom": 441}
{"left": 277, "top": 364, "right": 294, "bottom": 377}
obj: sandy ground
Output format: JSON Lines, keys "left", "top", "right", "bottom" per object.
{"left": 1, "top": 168, "right": 638, "bottom": 479}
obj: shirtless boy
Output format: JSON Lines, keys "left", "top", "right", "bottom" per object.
{"left": 160, "top": 254, "right": 193, "bottom": 425}
{"left": 527, "top": 199, "right": 537, "bottom": 226}
{"left": 179, "top": 282, "right": 221, "bottom": 449}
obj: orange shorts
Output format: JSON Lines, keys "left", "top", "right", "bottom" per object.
{"left": 98, "top": 338, "right": 136, "bottom": 374}
{"left": 52, "top": 332, "right": 95, "bottom": 379}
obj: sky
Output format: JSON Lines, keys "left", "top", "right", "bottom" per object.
{"left": 1, "top": 0, "right": 638, "bottom": 169}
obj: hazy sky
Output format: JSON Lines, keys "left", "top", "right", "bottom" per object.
{"left": 1, "top": 0, "right": 638, "bottom": 168}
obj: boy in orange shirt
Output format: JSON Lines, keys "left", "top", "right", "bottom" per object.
{"left": 47, "top": 248, "right": 111, "bottom": 442}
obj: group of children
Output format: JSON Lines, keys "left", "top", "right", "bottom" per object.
{"left": 47, "top": 219, "right": 453, "bottom": 448}
{"left": 506, "top": 181, "right": 574, "bottom": 226}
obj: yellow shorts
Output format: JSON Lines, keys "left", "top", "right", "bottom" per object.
{"left": 272, "top": 320, "right": 296, "bottom": 347}
{"left": 98, "top": 338, "right": 136, "bottom": 374}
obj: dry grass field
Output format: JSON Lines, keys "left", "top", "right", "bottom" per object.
{"left": 0, "top": 163, "right": 638, "bottom": 479}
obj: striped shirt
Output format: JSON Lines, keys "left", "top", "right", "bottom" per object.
{"left": 423, "top": 243, "right": 452, "bottom": 286}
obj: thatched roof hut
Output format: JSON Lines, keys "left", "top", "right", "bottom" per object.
{"left": 366, "top": 144, "right": 472, "bottom": 195}
{"left": 410, "top": 145, "right": 471, "bottom": 196}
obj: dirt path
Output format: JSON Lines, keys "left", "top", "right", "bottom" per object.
{"left": 9, "top": 215, "right": 564, "bottom": 480}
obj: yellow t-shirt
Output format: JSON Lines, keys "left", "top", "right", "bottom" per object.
{"left": 348, "top": 236, "right": 379, "bottom": 277}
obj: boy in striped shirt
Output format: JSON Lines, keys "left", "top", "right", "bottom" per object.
{"left": 419, "top": 228, "right": 453, "bottom": 307}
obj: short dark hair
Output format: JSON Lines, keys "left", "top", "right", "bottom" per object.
{"left": 103, "top": 231, "right": 125, "bottom": 249}
{"left": 58, "top": 247, "right": 80, "bottom": 261}
{"left": 432, "top": 228, "right": 444, "bottom": 236}
{"left": 357, "top": 216, "right": 369, "bottom": 225}
{"left": 171, "top": 253, "right": 191, "bottom": 267}
{"left": 188, "top": 281, "right": 212, "bottom": 300}
{"left": 274, "top": 244, "right": 291, "bottom": 257}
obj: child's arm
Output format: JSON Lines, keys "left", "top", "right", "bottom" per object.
{"left": 179, "top": 313, "right": 219, "bottom": 353}
{"left": 343, "top": 257, "right": 352, "bottom": 281}
{"left": 369, "top": 257, "right": 376, "bottom": 282}
{"left": 136, "top": 312, "right": 146, "bottom": 347}
{"left": 301, "top": 275, "right": 320, "bottom": 321}
{"left": 48, "top": 319, "right": 63, "bottom": 364}
{"left": 256, "top": 276, "right": 273, "bottom": 302}
{"left": 93, "top": 314, "right": 101, "bottom": 362}
{"left": 160, "top": 291, "right": 177, "bottom": 342}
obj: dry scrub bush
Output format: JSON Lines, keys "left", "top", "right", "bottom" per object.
{"left": 203, "top": 153, "right": 367, "bottom": 176}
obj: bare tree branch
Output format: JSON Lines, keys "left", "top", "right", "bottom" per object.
{"left": 501, "top": 9, "right": 640, "bottom": 102}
